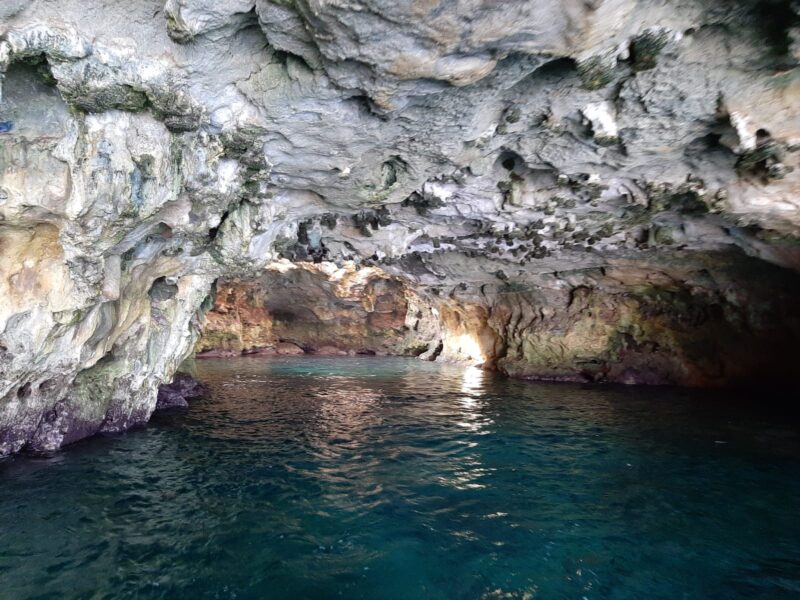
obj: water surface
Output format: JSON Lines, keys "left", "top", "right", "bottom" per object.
{"left": 2, "top": 357, "right": 800, "bottom": 599}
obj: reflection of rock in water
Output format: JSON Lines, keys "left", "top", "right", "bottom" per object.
{"left": 4, "top": 355, "right": 800, "bottom": 598}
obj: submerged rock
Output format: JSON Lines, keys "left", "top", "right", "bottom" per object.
{"left": 155, "top": 374, "right": 208, "bottom": 410}
{"left": 275, "top": 342, "right": 305, "bottom": 356}
{"left": 313, "top": 346, "right": 349, "bottom": 356}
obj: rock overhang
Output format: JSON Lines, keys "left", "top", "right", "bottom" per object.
{"left": 1, "top": 0, "right": 800, "bottom": 455}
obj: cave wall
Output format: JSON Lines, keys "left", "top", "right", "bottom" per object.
{"left": 1, "top": 0, "right": 800, "bottom": 454}
{"left": 196, "top": 262, "right": 413, "bottom": 356}
{"left": 197, "top": 249, "right": 800, "bottom": 388}
{"left": 436, "top": 253, "right": 800, "bottom": 386}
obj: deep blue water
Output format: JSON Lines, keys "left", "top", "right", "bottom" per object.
{"left": 2, "top": 357, "right": 800, "bottom": 599}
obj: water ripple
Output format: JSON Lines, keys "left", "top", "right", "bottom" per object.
{"left": 1, "top": 356, "right": 800, "bottom": 599}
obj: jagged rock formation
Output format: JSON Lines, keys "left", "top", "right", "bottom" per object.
{"left": 1, "top": 0, "right": 800, "bottom": 455}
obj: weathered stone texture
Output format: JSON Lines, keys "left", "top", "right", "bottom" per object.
{"left": 2, "top": 0, "right": 800, "bottom": 454}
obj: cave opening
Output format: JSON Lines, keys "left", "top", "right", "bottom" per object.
{"left": 195, "top": 261, "right": 423, "bottom": 359}
{"left": 4, "top": 0, "right": 800, "bottom": 595}
{"left": 189, "top": 251, "right": 800, "bottom": 391}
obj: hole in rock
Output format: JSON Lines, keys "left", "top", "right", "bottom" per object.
{"left": 38, "top": 379, "right": 58, "bottom": 393}
{"left": 0, "top": 59, "right": 68, "bottom": 138}
{"left": 497, "top": 150, "right": 524, "bottom": 173}
{"left": 533, "top": 56, "right": 578, "bottom": 79}
{"left": 149, "top": 277, "right": 179, "bottom": 302}
{"left": 751, "top": 0, "right": 800, "bottom": 62}
{"left": 381, "top": 156, "right": 408, "bottom": 189}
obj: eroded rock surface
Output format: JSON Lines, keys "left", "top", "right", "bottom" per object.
{"left": 2, "top": 0, "right": 800, "bottom": 454}
{"left": 197, "top": 261, "right": 412, "bottom": 356}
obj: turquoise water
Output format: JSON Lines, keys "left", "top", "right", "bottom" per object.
{"left": 2, "top": 357, "right": 800, "bottom": 599}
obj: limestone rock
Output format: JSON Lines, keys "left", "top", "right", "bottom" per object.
{"left": 1, "top": 0, "right": 800, "bottom": 455}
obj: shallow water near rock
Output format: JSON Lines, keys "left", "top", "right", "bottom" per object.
{"left": 2, "top": 357, "right": 800, "bottom": 599}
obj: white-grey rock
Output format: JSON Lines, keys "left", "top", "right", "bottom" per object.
{"left": 1, "top": 0, "right": 800, "bottom": 455}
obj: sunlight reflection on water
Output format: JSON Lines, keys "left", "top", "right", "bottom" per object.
{"left": 1, "top": 356, "right": 799, "bottom": 600}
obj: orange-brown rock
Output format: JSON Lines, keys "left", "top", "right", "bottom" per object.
{"left": 195, "top": 283, "right": 275, "bottom": 355}
{"left": 196, "top": 261, "right": 414, "bottom": 357}
{"left": 420, "top": 253, "right": 800, "bottom": 387}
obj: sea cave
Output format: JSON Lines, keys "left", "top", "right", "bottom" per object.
{"left": 1, "top": 0, "right": 800, "bottom": 597}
